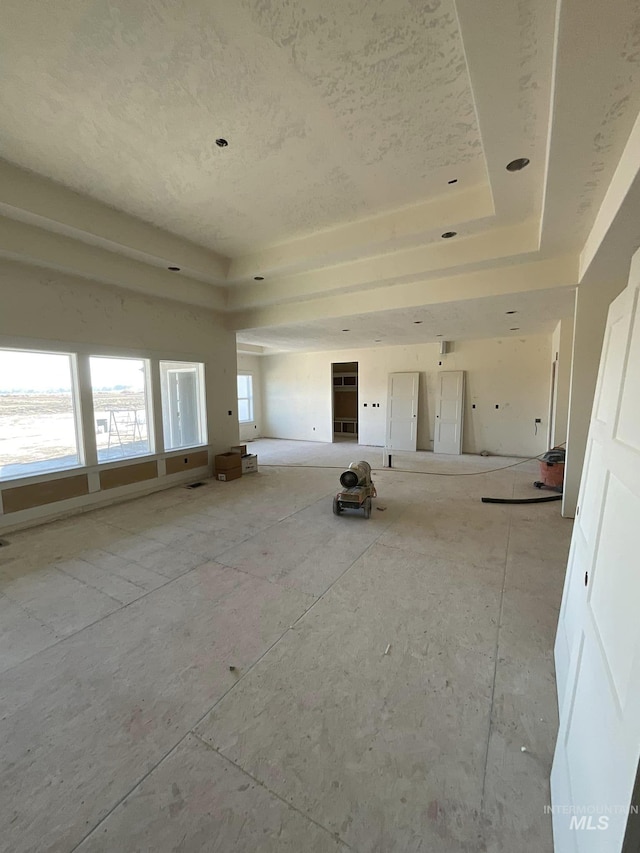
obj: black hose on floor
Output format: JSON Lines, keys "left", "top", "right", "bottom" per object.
{"left": 481, "top": 494, "right": 562, "bottom": 504}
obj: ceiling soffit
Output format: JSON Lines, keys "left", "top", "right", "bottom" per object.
{"left": 235, "top": 287, "right": 576, "bottom": 353}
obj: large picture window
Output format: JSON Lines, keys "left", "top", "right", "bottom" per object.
{"left": 237, "top": 374, "right": 254, "bottom": 424}
{"left": 0, "top": 349, "right": 81, "bottom": 480}
{"left": 0, "top": 347, "right": 208, "bottom": 483}
{"left": 159, "top": 361, "right": 206, "bottom": 450}
{"left": 90, "top": 356, "right": 152, "bottom": 461}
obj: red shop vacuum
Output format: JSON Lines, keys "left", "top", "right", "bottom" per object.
{"left": 481, "top": 447, "right": 566, "bottom": 505}
{"left": 534, "top": 447, "right": 565, "bottom": 493}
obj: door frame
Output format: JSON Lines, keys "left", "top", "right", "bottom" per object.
{"left": 331, "top": 362, "right": 359, "bottom": 443}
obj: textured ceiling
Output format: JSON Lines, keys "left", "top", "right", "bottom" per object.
{"left": 0, "top": 0, "right": 485, "bottom": 255}
{"left": 1, "top": 0, "right": 639, "bottom": 352}
{"left": 236, "top": 287, "right": 576, "bottom": 352}
{"left": 539, "top": 0, "right": 640, "bottom": 254}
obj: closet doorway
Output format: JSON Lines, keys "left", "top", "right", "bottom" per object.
{"left": 332, "top": 362, "right": 358, "bottom": 442}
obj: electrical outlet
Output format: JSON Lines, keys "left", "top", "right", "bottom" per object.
{"left": 535, "top": 418, "right": 542, "bottom": 423}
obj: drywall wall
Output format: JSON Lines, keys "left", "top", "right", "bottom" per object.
{"left": 262, "top": 334, "right": 553, "bottom": 456}
{"left": 237, "top": 352, "right": 263, "bottom": 440}
{"left": 0, "top": 259, "right": 238, "bottom": 527}
{"left": 262, "top": 353, "right": 334, "bottom": 443}
{"left": 0, "top": 260, "right": 237, "bottom": 448}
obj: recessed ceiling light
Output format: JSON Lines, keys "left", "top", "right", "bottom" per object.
{"left": 413, "top": 320, "right": 423, "bottom": 324}
{"left": 506, "top": 310, "right": 517, "bottom": 314}
{"left": 510, "top": 327, "right": 520, "bottom": 331}
{"left": 168, "top": 266, "right": 181, "bottom": 271}
{"left": 448, "top": 179, "right": 458, "bottom": 185}
{"left": 254, "top": 276, "right": 264, "bottom": 281}
{"left": 215, "top": 138, "right": 229, "bottom": 148}
{"left": 441, "top": 231, "right": 457, "bottom": 239}
{"left": 506, "top": 157, "right": 529, "bottom": 172}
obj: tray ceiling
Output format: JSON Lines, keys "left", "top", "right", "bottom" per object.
{"left": 1, "top": 0, "right": 639, "bottom": 349}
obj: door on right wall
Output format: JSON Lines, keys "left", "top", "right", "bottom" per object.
{"left": 551, "top": 257, "right": 640, "bottom": 852}
{"left": 434, "top": 371, "right": 465, "bottom": 454}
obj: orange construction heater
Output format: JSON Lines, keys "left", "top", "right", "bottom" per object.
{"left": 534, "top": 448, "right": 566, "bottom": 493}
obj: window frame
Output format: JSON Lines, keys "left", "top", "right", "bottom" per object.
{"left": 0, "top": 346, "right": 85, "bottom": 481}
{"left": 237, "top": 372, "right": 254, "bottom": 425}
{"left": 159, "top": 360, "right": 208, "bottom": 451}
{"left": 0, "top": 335, "right": 210, "bottom": 487}
{"left": 89, "top": 354, "right": 155, "bottom": 463}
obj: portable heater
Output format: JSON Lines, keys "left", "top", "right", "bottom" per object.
{"left": 333, "top": 461, "right": 376, "bottom": 518}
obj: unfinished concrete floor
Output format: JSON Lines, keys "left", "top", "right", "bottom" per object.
{"left": 0, "top": 440, "right": 572, "bottom": 853}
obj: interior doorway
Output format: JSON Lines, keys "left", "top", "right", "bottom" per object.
{"left": 332, "top": 362, "right": 358, "bottom": 442}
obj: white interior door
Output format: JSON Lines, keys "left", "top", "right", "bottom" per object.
{"left": 385, "top": 372, "right": 419, "bottom": 452}
{"left": 434, "top": 371, "right": 465, "bottom": 454}
{"left": 551, "top": 260, "right": 640, "bottom": 852}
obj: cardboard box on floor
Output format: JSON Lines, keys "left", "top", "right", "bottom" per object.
{"left": 215, "top": 452, "right": 242, "bottom": 471}
{"left": 241, "top": 454, "right": 258, "bottom": 474}
{"left": 216, "top": 446, "right": 257, "bottom": 480}
{"left": 215, "top": 452, "right": 242, "bottom": 482}
{"left": 216, "top": 468, "right": 241, "bottom": 482}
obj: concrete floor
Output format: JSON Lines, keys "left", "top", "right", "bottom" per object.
{"left": 0, "top": 440, "right": 572, "bottom": 853}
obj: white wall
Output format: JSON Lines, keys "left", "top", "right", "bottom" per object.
{"left": 0, "top": 260, "right": 239, "bottom": 529}
{"left": 236, "top": 353, "right": 263, "bottom": 441}
{"left": 0, "top": 260, "right": 238, "bottom": 451}
{"left": 262, "top": 334, "right": 553, "bottom": 457}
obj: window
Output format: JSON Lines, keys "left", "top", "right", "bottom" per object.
{"left": 0, "top": 349, "right": 81, "bottom": 480}
{"left": 159, "top": 361, "right": 206, "bottom": 450}
{"left": 90, "top": 356, "right": 152, "bottom": 461}
{"left": 237, "top": 374, "right": 254, "bottom": 424}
